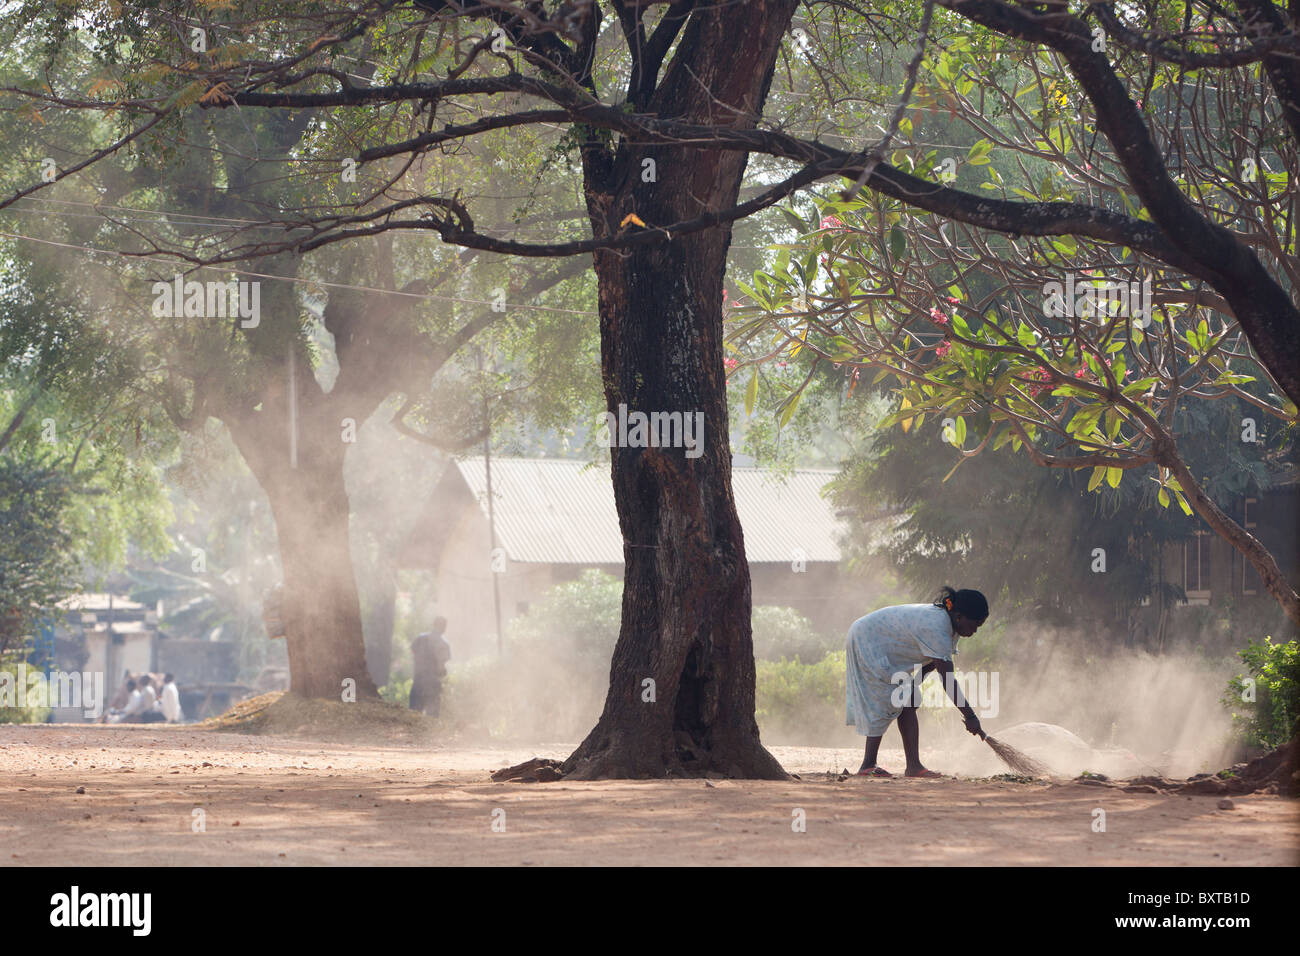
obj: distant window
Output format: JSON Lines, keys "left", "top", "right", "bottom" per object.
{"left": 1183, "top": 532, "right": 1211, "bottom": 603}
{"left": 1242, "top": 498, "right": 1259, "bottom": 596}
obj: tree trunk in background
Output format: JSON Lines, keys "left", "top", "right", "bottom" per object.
{"left": 363, "top": 564, "right": 397, "bottom": 688}
{"left": 227, "top": 393, "right": 379, "bottom": 702}
{"left": 563, "top": 2, "right": 797, "bottom": 779}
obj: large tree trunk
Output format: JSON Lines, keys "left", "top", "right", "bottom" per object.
{"left": 363, "top": 563, "right": 397, "bottom": 688}
{"left": 563, "top": 1, "right": 797, "bottom": 779}
{"left": 258, "top": 445, "right": 378, "bottom": 700}
{"left": 226, "top": 380, "right": 379, "bottom": 701}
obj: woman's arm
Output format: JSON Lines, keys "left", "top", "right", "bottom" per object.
{"left": 931, "top": 658, "right": 983, "bottom": 736}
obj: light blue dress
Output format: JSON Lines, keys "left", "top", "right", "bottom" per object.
{"left": 845, "top": 603, "right": 957, "bottom": 736}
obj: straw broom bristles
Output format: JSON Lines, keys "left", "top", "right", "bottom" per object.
{"left": 984, "top": 735, "right": 1049, "bottom": 777}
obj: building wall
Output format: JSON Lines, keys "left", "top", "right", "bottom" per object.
{"left": 434, "top": 499, "right": 856, "bottom": 656}
{"left": 435, "top": 506, "right": 573, "bottom": 659}
{"left": 749, "top": 562, "right": 859, "bottom": 638}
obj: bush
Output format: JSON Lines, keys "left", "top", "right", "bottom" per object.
{"left": 1224, "top": 636, "right": 1300, "bottom": 751}
{"left": 440, "top": 569, "right": 621, "bottom": 741}
{"left": 755, "top": 650, "right": 849, "bottom": 745}
{"left": 378, "top": 676, "right": 412, "bottom": 708}
{"left": 751, "top": 606, "right": 838, "bottom": 663}
{"left": 439, "top": 578, "right": 850, "bottom": 743}
{"left": 0, "top": 665, "right": 52, "bottom": 724}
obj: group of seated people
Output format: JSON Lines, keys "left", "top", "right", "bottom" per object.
{"left": 106, "top": 672, "right": 184, "bottom": 724}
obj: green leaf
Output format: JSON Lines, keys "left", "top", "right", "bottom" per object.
{"left": 744, "top": 372, "right": 758, "bottom": 417}
{"left": 1157, "top": 487, "right": 1170, "bottom": 508}
{"left": 1050, "top": 235, "right": 1078, "bottom": 257}
{"left": 1105, "top": 408, "right": 1123, "bottom": 440}
{"left": 1122, "top": 376, "right": 1158, "bottom": 396}
{"left": 1106, "top": 466, "right": 1122, "bottom": 489}
{"left": 889, "top": 225, "right": 907, "bottom": 261}
{"left": 777, "top": 388, "right": 803, "bottom": 429}
{"left": 1087, "top": 466, "right": 1105, "bottom": 492}
{"left": 778, "top": 207, "right": 808, "bottom": 233}
{"left": 967, "top": 138, "right": 993, "bottom": 165}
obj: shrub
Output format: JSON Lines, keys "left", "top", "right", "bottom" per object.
{"left": 755, "top": 650, "right": 850, "bottom": 745}
{"left": 0, "top": 666, "right": 52, "bottom": 724}
{"left": 440, "top": 569, "right": 621, "bottom": 741}
{"left": 751, "top": 605, "right": 838, "bottom": 663}
{"left": 378, "top": 676, "right": 412, "bottom": 708}
{"left": 1224, "top": 636, "right": 1300, "bottom": 750}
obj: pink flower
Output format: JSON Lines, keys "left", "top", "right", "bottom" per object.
{"left": 777, "top": 361, "right": 788, "bottom": 368}
{"left": 724, "top": 358, "right": 738, "bottom": 370}
{"left": 946, "top": 296, "right": 959, "bottom": 305}
{"left": 820, "top": 214, "right": 845, "bottom": 231}
{"left": 930, "top": 306, "right": 948, "bottom": 326}
{"left": 1024, "top": 367, "right": 1054, "bottom": 397}
{"left": 935, "top": 341, "right": 952, "bottom": 360}
{"left": 722, "top": 288, "right": 728, "bottom": 303}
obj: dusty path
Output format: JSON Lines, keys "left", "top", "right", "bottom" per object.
{"left": 1, "top": 725, "right": 1295, "bottom": 866}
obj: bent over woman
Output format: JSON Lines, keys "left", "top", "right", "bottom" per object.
{"left": 845, "top": 586, "right": 989, "bottom": 777}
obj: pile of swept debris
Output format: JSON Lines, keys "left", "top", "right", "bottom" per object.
{"left": 201, "top": 691, "right": 430, "bottom": 742}
{"left": 1074, "top": 738, "right": 1298, "bottom": 797}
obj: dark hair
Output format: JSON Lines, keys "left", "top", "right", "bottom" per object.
{"left": 164, "top": 673, "right": 175, "bottom": 683}
{"left": 935, "top": 586, "right": 989, "bottom": 622}
{"left": 125, "top": 679, "right": 136, "bottom": 691}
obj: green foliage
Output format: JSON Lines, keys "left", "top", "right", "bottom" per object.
{"left": 379, "top": 676, "right": 413, "bottom": 708}
{"left": 0, "top": 456, "right": 82, "bottom": 661}
{"left": 751, "top": 605, "right": 837, "bottom": 663}
{"left": 755, "top": 650, "right": 846, "bottom": 743}
{"left": 1224, "top": 637, "right": 1300, "bottom": 750}
{"left": 440, "top": 569, "right": 621, "bottom": 741}
{"left": 830, "top": 413, "right": 1187, "bottom": 628}
{"left": 0, "top": 669, "right": 51, "bottom": 724}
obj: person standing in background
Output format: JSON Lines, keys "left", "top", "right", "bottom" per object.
{"left": 409, "top": 617, "right": 451, "bottom": 717}
{"left": 160, "top": 673, "right": 184, "bottom": 723}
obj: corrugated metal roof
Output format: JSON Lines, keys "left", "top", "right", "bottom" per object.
{"left": 454, "top": 458, "right": 845, "bottom": 564}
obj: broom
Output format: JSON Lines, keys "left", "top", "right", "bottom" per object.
{"left": 978, "top": 730, "right": 1049, "bottom": 777}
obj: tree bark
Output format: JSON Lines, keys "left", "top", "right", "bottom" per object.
{"left": 363, "top": 563, "right": 397, "bottom": 689}
{"left": 232, "top": 413, "right": 379, "bottom": 700}
{"left": 562, "top": 1, "right": 798, "bottom": 780}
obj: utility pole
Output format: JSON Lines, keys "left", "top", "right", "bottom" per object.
{"left": 479, "top": 348, "right": 505, "bottom": 657}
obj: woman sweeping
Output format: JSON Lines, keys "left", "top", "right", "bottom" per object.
{"left": 846, "top": 586, "right": 989, "bottom": 777}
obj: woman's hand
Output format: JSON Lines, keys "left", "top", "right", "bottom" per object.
{"left": 964, "top": 712, "right": 983, "bottom": 737}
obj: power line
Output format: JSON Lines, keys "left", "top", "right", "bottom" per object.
{"left": 0, "top": 230, "right": 598, "bottom": 316}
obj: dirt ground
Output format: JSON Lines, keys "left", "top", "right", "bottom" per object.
{"left": 1, "top": 725, "right": 1295, "bottom": 866}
